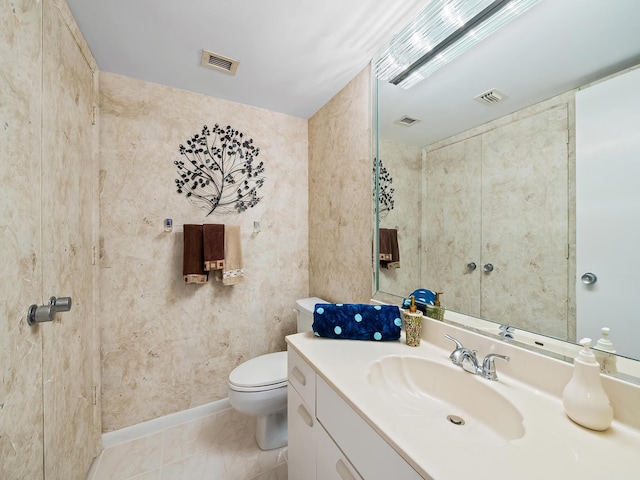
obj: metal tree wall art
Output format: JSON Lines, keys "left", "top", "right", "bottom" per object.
{"left": 373, "top": 157, "right": 394, "bottom": 218}
{"left": 174, "top": 124, "right": 265, "bottom": 215}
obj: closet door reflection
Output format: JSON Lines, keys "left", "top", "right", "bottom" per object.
{"left": 481, "top": 105, "right": 569, "bottom": 337}
{"left": 423, "top": 136, "right": 482, "bottom": 317}
{"left": 422, "top": 105, "right": 569, "bottom": 336}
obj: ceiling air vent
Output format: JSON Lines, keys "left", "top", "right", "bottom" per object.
{"left": 394, "top": 115, "right": 421, "bottom": 127}
{"left": 201, "top": 49, "right": 239, "bottom": 75}
{"left": 474, "top": 88, "right": 508, "bottom": 105}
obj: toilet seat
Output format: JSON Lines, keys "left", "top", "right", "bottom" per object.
{"left": 228, "top": 351, "right": 287, "bottom": 392}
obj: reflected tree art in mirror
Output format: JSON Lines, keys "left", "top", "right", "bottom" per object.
{"left": 174, "top": 124, "right": 265, "bottom": 214}
{"left": 374, "top": 157, "right": 394, "bottom": 219}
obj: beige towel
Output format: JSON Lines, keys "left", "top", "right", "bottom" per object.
{"left": 222, "top": 225, "right": 244, "bottom": 285}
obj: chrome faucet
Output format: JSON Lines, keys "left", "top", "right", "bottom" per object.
{"left": 444, "top": 334, "right": 510, "bottom": 381}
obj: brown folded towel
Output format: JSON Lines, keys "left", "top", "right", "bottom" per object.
{"left": 183, "top": 224, "right": 208, "bottom": 284}
{"left": 203, "top": 224, "right": 225, "bottom": 271}
{"left": 379, "top": 228, "right": 393, "bottom": 261}
{"left": 222, "top": 225, "right": 244, "bottom": 286}
{"left": 379, "top": 228, "right": 400, "bottom": 269}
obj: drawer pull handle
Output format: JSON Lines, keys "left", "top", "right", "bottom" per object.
{"left": 336, "top": 459, "right": 357, "bottom": 480}
{"left": 297, "top": 404, "right": 313, "bottom": 427}
{"left": 291, "top": 366, "right": 306, "bottom": 386}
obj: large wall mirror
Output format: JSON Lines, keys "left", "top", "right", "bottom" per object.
{"left": 373, "top": 0, "right": 640, "bottom": 377}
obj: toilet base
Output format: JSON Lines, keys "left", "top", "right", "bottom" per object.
{"left": 256, "top": 409, "right": 287, "bottom": 450}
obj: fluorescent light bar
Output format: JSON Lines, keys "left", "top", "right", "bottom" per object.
{"left": 374, "top": 0, "right": 540, "bottom": 89}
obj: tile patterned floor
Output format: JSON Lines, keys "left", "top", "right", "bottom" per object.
{"left": 86, "top": 408, "right": 288, "bottom": 480}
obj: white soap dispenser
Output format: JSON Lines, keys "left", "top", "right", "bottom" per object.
{"left": 562, "top": 338, "right": 613, "bottom": 431}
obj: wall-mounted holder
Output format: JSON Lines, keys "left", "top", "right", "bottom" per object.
{"left": 27, "top": 296, "right": 73, "bottom": 326}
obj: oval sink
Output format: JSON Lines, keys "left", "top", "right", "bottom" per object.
{"left": 367, "top": 355, "right": 525, "bottom": 444}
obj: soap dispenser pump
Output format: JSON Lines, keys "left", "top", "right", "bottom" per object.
{"left": 594, "top": 327, "right": 617, "bottom": 375}
{"left": 426, "top": 292, "right": 445, "bottom": 321}
{"left": 562, "top": 338, "right": 613, "bottom": 431}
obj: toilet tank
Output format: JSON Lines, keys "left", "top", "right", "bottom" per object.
{"left": 295, "top": 297, "right": 327, "bottom": 332}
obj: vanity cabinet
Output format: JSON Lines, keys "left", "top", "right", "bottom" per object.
{"left": 287, "top": 348, "right": 424, "bottom": 480}
{"left": 287, "top": 348, "right": 317, "bottom": 479}
{"left": 316, "top": 422, "right": 362, "bottom": 480}
{"left": 423, "top": 104, "right": 569, "bottom": 338}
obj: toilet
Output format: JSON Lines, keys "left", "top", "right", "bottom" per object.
{"left": 227, "top": 297, "right": 326, "bottom": 450}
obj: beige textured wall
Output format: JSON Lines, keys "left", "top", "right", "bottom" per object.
{"left": 99, "top": 73, "right": 309, "bottom": 431}
{"left": 309, "top": 67, "right": 373, "bottom": 303}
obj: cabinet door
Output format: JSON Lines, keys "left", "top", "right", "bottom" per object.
{"left": 41, "top": 1, "right": 100, "bottom": 477}
{"left": 316, "top": 377, "right": 424, "bottom": 480}
{"left": 423, "top": 136, "right": 482, "bottom": 317}
{"left": 0, "top": 0, "right": 44, "bottom": 477}
{"left": 317, "top": 425, "right": 362, "bottom": 480}
{"left": 288, "top": 385, "right": 316, "bottom": 479}
{"left": 481, "top": 106, "right": 569, "bottom": 337}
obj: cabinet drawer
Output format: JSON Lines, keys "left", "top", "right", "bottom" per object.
{"left": 317, "top": 424, "right": 363, "bottom": 480}
{"left": 316, "top": 377, "right": 425, "bottom": 480}
{"left": 288, "top": 386, "right": 316, "bottom": 480}
{"left": 288, "top": 347, "right": 316, "bottom": 411}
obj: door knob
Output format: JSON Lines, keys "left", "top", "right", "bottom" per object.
{"left": 581, "top": 272, "right": 597, "bottom": 285}
{"left": 483, "top": 263, "right": 494, "bottom": 272}
{"left": 27, "top": 296, "right": 73, "bottom": 326}
{"left": 466, "top": 262, "right": 477, "bottom": 271}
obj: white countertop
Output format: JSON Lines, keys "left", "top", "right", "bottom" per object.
{"left": 286, "top": 320, "right": 640, "bottom": 480}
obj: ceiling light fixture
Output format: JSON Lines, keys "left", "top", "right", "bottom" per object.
{"left": 374, "top": 0, "right": 540, "bottom": 89}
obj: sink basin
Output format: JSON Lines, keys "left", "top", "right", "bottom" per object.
{"left": 367, "top": 355, "right": 525, "bottom": 444}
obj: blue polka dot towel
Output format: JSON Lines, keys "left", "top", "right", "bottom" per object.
{"left": 312, "top": 304, "right": 402, "bottom": 341}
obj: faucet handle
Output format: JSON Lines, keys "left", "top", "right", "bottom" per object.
{"left": 444, "top": 334, "right": 464, "bottom": 350}
{"left": 481, "top": 353, "right": 510, "bottom": 381}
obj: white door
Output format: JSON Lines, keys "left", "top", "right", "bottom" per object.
{"left": 576, "top": 67, "right": 640, "bottom": 359}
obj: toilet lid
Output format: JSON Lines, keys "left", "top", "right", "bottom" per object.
{"left": 228, "top": 351, "right": 288, "bottom": 389}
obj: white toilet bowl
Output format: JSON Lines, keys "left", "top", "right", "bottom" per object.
{"left": 227, "top": 297, "right": 327, "bottom": 450}
{"left": 228, "top": 351, "right": 288, "bottom": 450}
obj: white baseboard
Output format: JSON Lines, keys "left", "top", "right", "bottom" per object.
{"left": 101, "top": 397, "right": 232, "bottom": 448}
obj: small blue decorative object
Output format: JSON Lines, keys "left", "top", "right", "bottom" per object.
{"left": 312, "top": 304, "right": 401, "bottom": 341}
{"left": 402, "top": 289, "right": 436, "bottom": 314}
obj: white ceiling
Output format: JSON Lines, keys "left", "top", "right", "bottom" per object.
{"left": 64, "top": 0, "right": 640, "bottom": 140}
{"left": 66, "top": 0, "right": 430, "bottom": 119}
